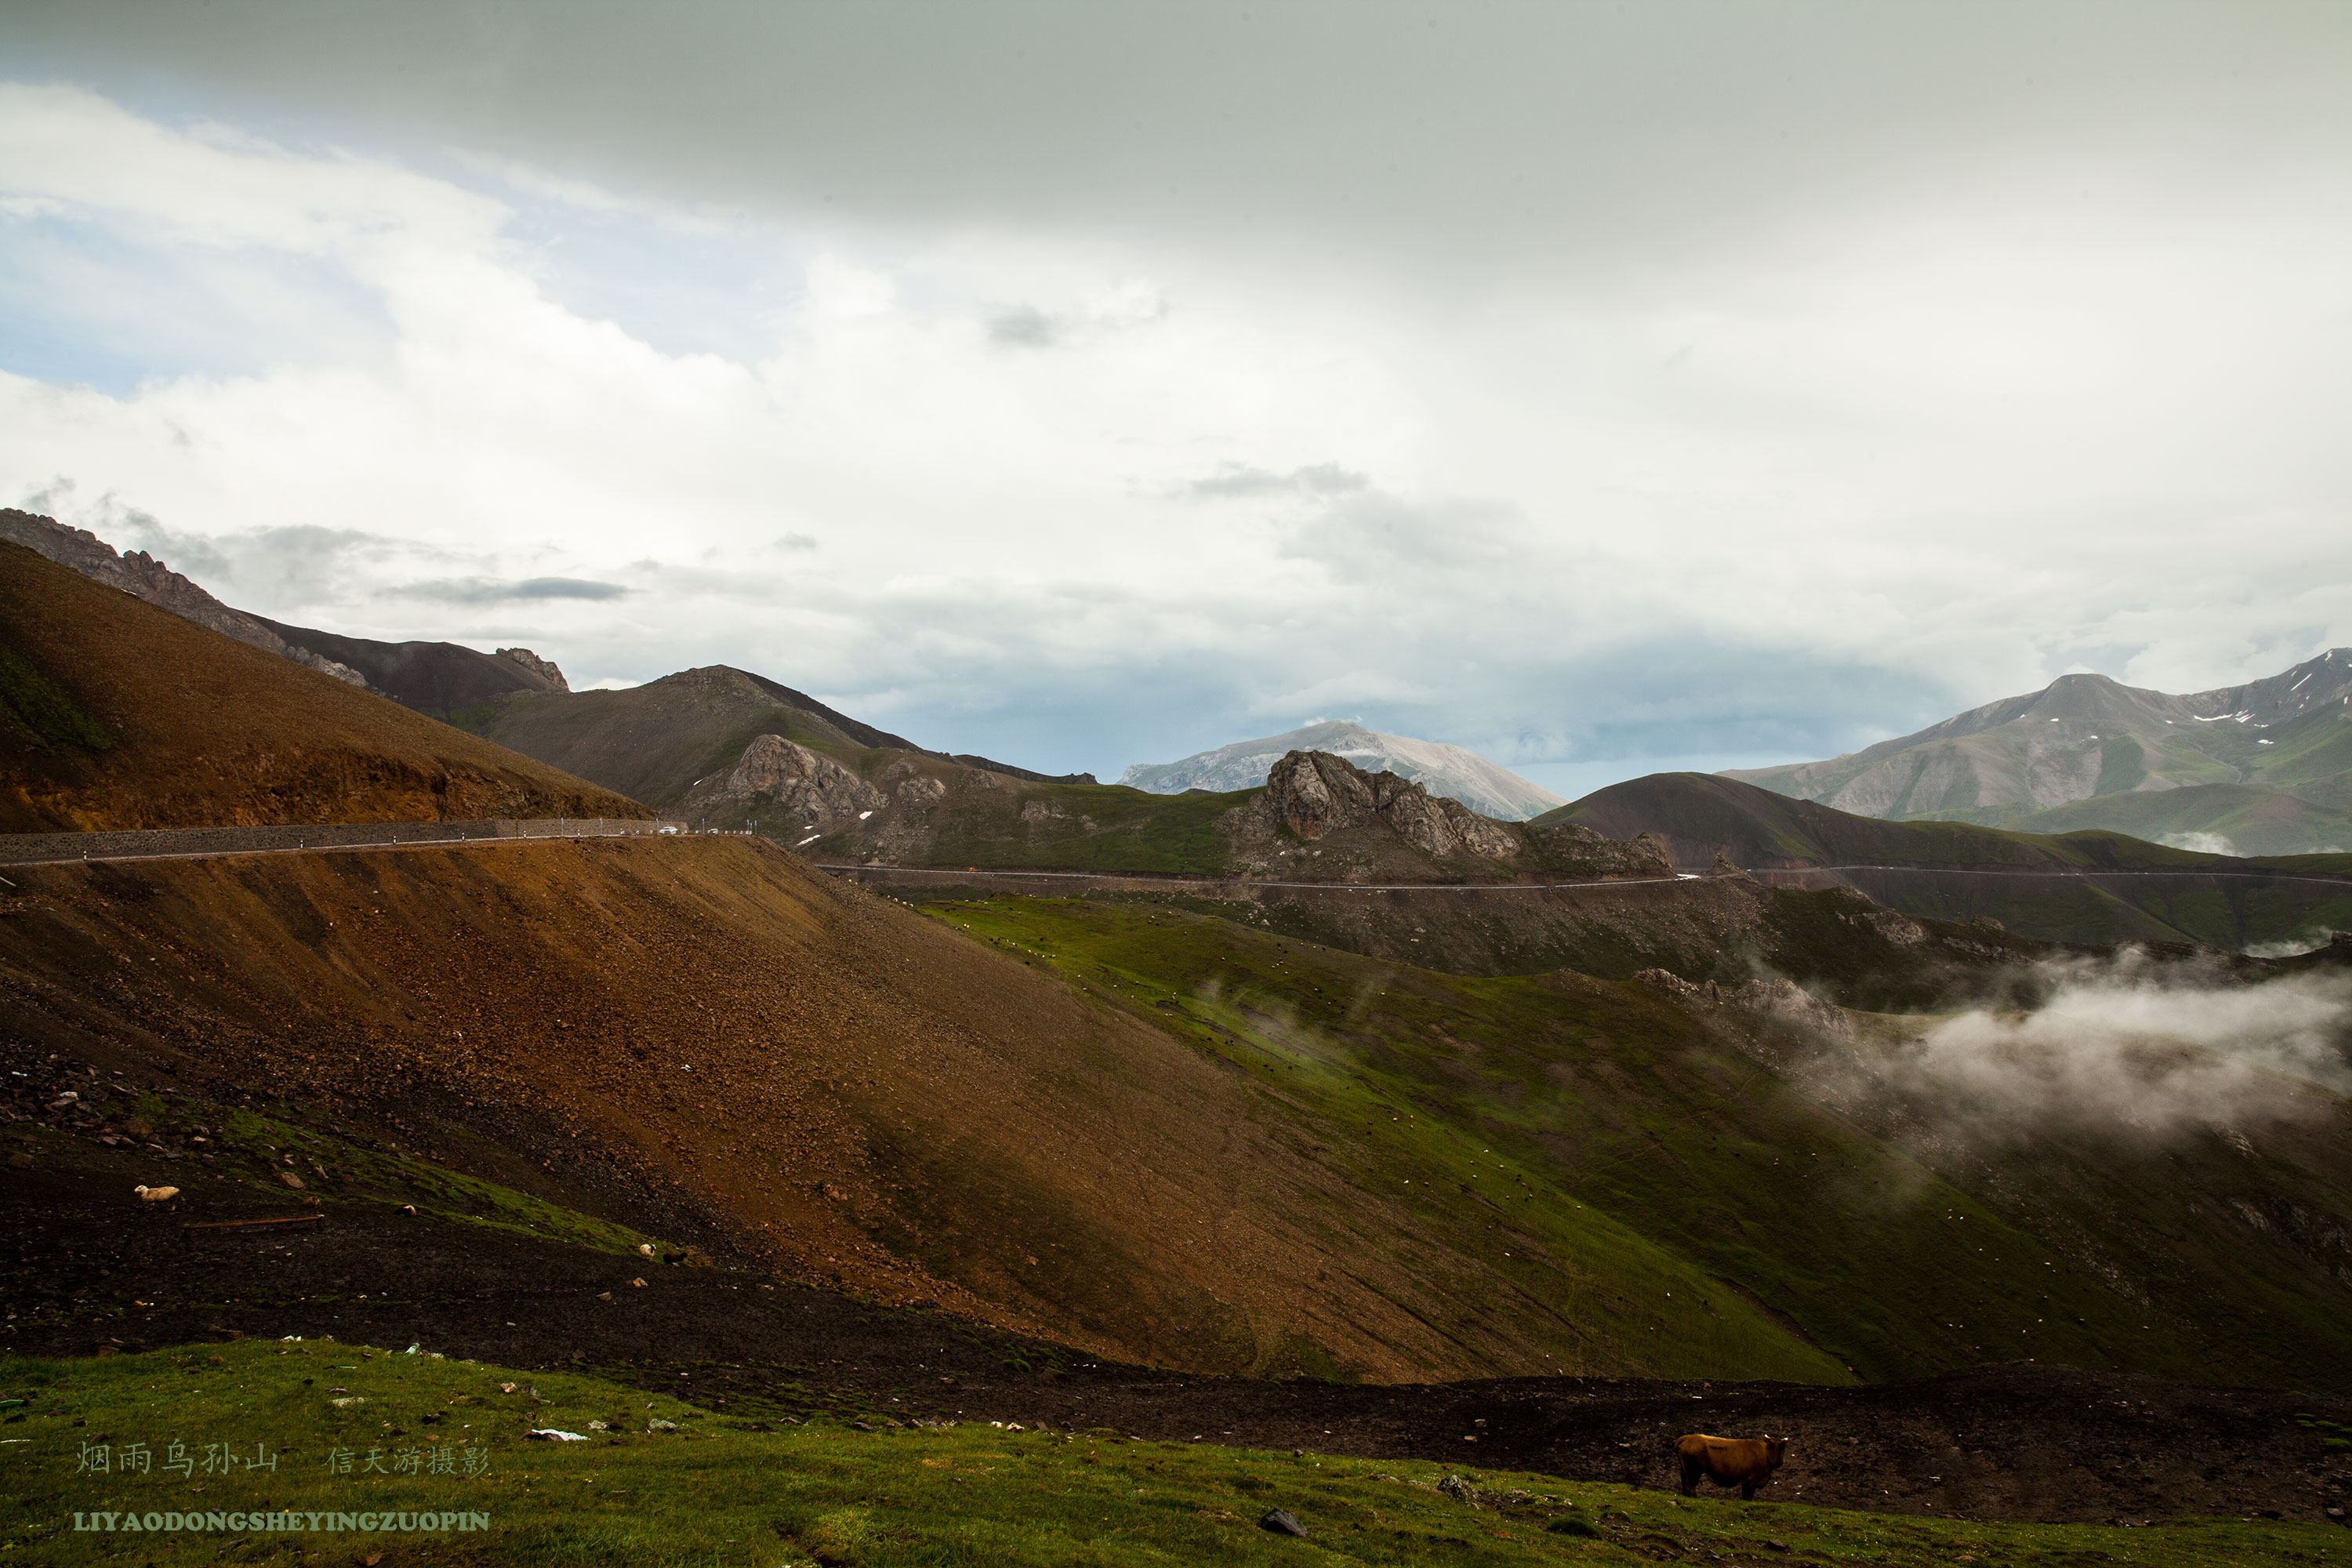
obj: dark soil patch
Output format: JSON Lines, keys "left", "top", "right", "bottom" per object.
{"left": 7, "top": 1139, "right": 2347, "bottom": 1530}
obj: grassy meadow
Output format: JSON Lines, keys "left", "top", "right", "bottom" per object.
{"left": 5, "top": 1341, "right": 2331, "bottom": 1566}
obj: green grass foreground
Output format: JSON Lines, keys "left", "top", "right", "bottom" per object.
{"left": 7, "top": 1341, "right": 2333, "bottom": 1565}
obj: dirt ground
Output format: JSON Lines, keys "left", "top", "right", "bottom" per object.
{"left": 0, "top": 833, "right": 1653, "bottom": 1383}
{"left": 7, "top": 1142, "right": 2347, "bottom": 1532}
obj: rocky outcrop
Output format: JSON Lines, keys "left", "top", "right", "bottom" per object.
{"left": 879, "top": 759, "right": 951, "bottom": 805}
{"left": 673, "top": 735, "right": 884, "bottom": 826}
{"left": 1261, "top": 749, "right": 1524, "bottom": 859}
{"left": 1230, "top": 748, "right": 1672, "bottom": 880}
{"left": 0, "top": 509, "right": 368, "bottom": 688}
{"left": 495, "top": 648, "right": 569, "bottom": 691}
{"left": 1123, "top": 719, "right": 1565, "bottom": 819}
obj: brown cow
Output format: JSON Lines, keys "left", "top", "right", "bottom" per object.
{"left": 1676, "top": 1433, "right": 1788, "bottom": 1500}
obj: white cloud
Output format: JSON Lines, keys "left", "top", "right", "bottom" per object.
{"left": 0, "top": 63, "right": 2349, "bottom": 782}
{"left": 1836, "top": 956, "right": 2352, "bottom": 1142}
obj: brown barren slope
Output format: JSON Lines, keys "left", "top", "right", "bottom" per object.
{"left": 0, "top": 542, "right": 649, "bottom": 831}
{"left": 0, "top": 833, "right": 1746, "bottom": 1381}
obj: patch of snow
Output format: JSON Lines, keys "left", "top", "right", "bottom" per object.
{"left": 797, "top": 835, "right": 820, "bottom": 847}
{"left": 858, "top": 810, "right": 873, "bottom": 819}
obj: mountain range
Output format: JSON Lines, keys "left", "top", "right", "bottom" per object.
{"left": 1120, "top": 719, "right": 1565, "bottom": 821}
{"left": 13, "top": 506, "right": 2352, "bottom": 955}
{"left": 1726, "top": 655, "right": 2352, "bottom": 855}
{"left": 1539, "top": 771, "right": 2352, "bottom": 953}
{"left": 11, "top": 529, "right": 2352, "bottom": 1405}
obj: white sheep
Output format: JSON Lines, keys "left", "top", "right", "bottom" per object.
{"left": 135, "top": 1184, "right": 180, "bottom": 1202}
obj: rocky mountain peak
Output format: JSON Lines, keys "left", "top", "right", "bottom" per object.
{"left": 0, "top": 508, "right": 368, "bottom": 689}
{"left": 1124, "top": 720, "right": 1563, "bottom": 820}
{"left": 495, "top": 647, "right": 569, "bottom": 691}
{"left": 1229, "top": 749, "right": 1670, "bottom": 879}
{"left": 1260, "top": 749, "right": 1525, "bottom": 860}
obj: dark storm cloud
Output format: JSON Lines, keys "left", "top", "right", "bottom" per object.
{"left": 1189, "top": 463, "right": 1368, "bottom": 499}
{"left": 13, "top": 1, "right": 2347, "bottom": 288}
{"left": 6, "top": 3, "right": 2350, "bottom": 791}
{"left": 987, "top": 305, "right": 1056, "bottom": 347}
{"left": 383, "top": 575, "right": 629, "bottom": 604}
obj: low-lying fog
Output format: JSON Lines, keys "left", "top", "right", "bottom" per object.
{"left": 1821, "top": 954, "right": 2352, "bottom": 1142}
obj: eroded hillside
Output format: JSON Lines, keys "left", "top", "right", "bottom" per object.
{"left": 0, "top": 543, "right": 648, "bottom": 831}
{"left": 0, "top": 833, "right": 1842, "bottom": 1385}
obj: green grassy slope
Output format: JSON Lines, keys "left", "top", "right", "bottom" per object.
{"left": 1537, "top": 774, "right": 2227, "bottom": 872}
{"left": 2256, "top": 702, "right": 2352, "bottom": 812}
{"left": 917, "top": 898, "right": 1848, "bottom": 1384}
{"left": 916, "top": 895, "right": 2352, "bottom": 1394}
{"left": 14, "top": 1341, "right": 2317, "bottom": 1566}
{"left": 810, "top": 770, "right": 1253, "bottom": 874}
{"left": 1810, "top": 861, "right": 2352, "bottom": 952}
{"left": 1977, "top": 781, "right": 2352, "bottom": 855}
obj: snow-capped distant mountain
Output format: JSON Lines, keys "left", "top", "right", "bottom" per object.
{"left": 1120, "top": 720, "right": 1566, "bottom": 822}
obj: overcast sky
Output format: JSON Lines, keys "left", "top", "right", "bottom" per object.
{"left": 3, "top": 2, "right": 2348, "bottom": 792}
